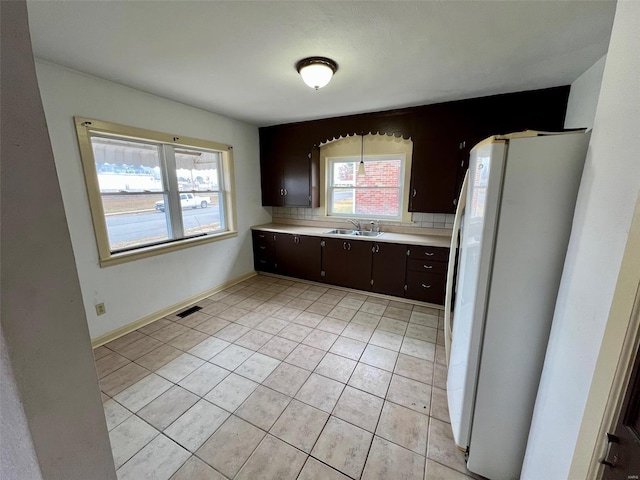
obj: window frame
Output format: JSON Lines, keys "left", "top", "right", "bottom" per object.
{"left": 74, "top": 117, "right": 237, "bottom": 267}
{"left": 326, "top": 153, "right": 407, "bottom": 221}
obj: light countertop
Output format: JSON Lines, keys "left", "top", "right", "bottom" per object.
{"left": 251, "top": 223, "right": 452, "bottom": 248}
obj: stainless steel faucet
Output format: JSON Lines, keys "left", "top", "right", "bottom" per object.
{"left": 347, "top": 219, "right": 361, "bottom": 231}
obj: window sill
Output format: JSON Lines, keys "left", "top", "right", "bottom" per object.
{"left": 98, "top": 230, "right": 238, "bottom": 267}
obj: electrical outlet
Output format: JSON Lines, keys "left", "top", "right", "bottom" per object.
{"left": 95, "top": 303, "right": 106, "bottom": 316}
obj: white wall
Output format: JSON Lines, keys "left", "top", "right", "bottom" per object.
{"left": 1, "top": 1, "right": 116, "bottom": 477}
{"left": 564, "top": 55, "right": 607, "bottom": 129}
{"left": 522, "top": 2, "right": 640, "bottom": 478}
{"left": 35, "top": 61, "right": 271, "bottom": 338}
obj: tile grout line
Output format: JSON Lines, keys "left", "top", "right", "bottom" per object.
{"left": 99, "top": 276, "right": 445, "bottom": 479}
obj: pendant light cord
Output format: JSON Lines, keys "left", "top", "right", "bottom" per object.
{"left": 358, "top": 133, "right": 366, "bottom": 175}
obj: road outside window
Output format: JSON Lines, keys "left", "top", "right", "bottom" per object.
{"left": 75, "top": 118, "right": 236, "bottom": 266}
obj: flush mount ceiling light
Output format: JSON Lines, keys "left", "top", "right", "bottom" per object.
{"left": 296, "top": 57, "right": 338, "bottom": 90}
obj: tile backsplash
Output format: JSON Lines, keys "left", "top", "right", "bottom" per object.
{"left": 269, "top": 207, "right": 454, "bottom": 233}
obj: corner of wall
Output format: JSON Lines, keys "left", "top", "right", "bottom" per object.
{"left": 564, "top": 55, "right": 607, "bottom": 129}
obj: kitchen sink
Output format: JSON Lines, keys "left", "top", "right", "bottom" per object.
{"left": 325, "top": 229, "right": 355, "bottom": 235}
{"left": 352, "top": 230, "right": 383, "bottom": 237}
{"left": 324, "top": 229, "right": 384, "bottom": 237}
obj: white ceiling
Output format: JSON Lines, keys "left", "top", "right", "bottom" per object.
{"left": 26, "top": 1, "right": 616, "bottom": 127}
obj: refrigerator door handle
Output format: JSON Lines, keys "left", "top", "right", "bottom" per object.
{"left": 444, "top": 170, "right": 468, "bottom": 367}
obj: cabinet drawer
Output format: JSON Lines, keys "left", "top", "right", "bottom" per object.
{"left": 408, "top": 245, "right": 449, "bottom": 262}
{"left": 252, "top": 230, "right": 275, "bottom": 245}
{"left": 254, "top": 254, "right": 276, "bottom": 273}
{"left": 254, "top": 242, "right": 274, "bottom": 257}
{"left": 405, "top": 271, "right": 445, "bottom": 305}
{"left": 407, "top": 258, "right": 448, "bottom": 274}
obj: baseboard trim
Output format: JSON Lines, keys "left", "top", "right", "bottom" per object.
{"left": 91, "top": 271, "right": 257, "bottom": 348}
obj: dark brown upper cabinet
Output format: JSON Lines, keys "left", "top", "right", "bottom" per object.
{"left": 259, "top": 86, "right": 570, "bottom": 213}
{"left": 260, "top": 126, "right": 320, "bottom": 207}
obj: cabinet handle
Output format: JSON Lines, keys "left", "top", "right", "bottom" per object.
{"left": 260, "top": 260, "right": 267, "bottom": 264}
{"left": 259, "top": 246, "right": 267, "bottom": 250}
{"left": 346, "top": 242, "right": 351, "bottom": 251}
{"left": 258, "top": 234, "right": 265, "bottom": 238}
{"left": 372, "top": 246, "right": 376, "bottom": 253}
{"left": 412, "top": 189, "right": 417, "bottom": 198}
{"left": 425, "top": 252, "right": 435, "bottom": 256}
{"left": 293, "top": 236, "right": 300, "bottom": 244}
{"left": 284, "top": 188, "right": 288, "bottom": 196}
{"left": 421, "top": 283, "right": 432, "bottom": 289}
{"left": 453, "top": 198, "right": 458, "bottom": 206}
{"left": 343, "top": 241, "right": 348, "bottom": 250}
{"left": 375, "top": 245, "right": 380, "bottom": 253}
{"left": 423, "top": 264, "right": 433, "bottom": 269}
{"left": 320, "top": 240, "right": 325, "bottom": 247}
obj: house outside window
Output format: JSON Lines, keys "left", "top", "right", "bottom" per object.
{"left": 75, "top": 117, "right": 237, "bottom": 266}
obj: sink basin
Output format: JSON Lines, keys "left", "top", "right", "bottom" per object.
{"left": 325, "top": 229, "right": 355, "bottom": 235}
{"left": 352, "top": 230, "right": 383, "bottom": 237}
{"left": 324, "top": 229, "right": 384, "bottom": 238}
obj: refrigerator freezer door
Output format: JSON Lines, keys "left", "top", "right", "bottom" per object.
{"left": 447, "top": 139, "right": 507, "bottom": 450}
{"left": 444, "top": 170, "right": 469, "bottom": 366}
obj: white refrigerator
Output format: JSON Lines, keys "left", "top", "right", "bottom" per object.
{"left": 445, "top": 130, "right": 590, "bottom": 480}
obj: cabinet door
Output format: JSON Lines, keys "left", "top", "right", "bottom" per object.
{"left": 259, "top": 129, "right": 284, "bottom": 206}
{"left": 345, "top": 239, "right": 372, "bottom": 292}
{"left": 282, "top": 152, "right": 312, "bottom": 207}
{"left": 261, "top": 162, "right": 283, "bottom": 206}
{"left": 274, "top": 233, "right": 297, "bottom": 276}
{"left": 274, "top": 233, "right": 321, "bottom": 281}
{"left": 409, "top": 107, "right": 460, "bottom": 213}
{"left": 321, "top": 237, "right": 348, "bottom": 287}
{"left": 295, "top": 235, "right": 322, "bottom": 282}
{"left": 372, "top": 242, "right": 407, "bottom": 297}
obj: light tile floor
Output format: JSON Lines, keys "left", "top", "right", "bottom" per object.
{"left": 96, "top": 274, "right": 483, "bottom": 480}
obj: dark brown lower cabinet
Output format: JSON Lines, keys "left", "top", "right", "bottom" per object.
{"left": 252, "top": 230, "right": 276, "bottom": 273}
{"left": 274, "top": 233, "right": 322, "bottom": 282}
{"left": 346, "top": 240, "right": 374, "bottom": 291}
{"left": 404, "top": 244, "right": 448, "bottom": 304}
{"left": 371, "top": 242, "right": 408, "bottom": 297}
{"left": 321, "top": 238, "right": 372, "bottom": 291}
{"left": 252, "top": 230, "right": 448, "bottom": 305}
{"left": 405, "top": 271, "right": 446, "bottom": 304}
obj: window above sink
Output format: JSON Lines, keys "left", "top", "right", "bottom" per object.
{"left": 321, "top": 134, "right": 413, "bottom": 223}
